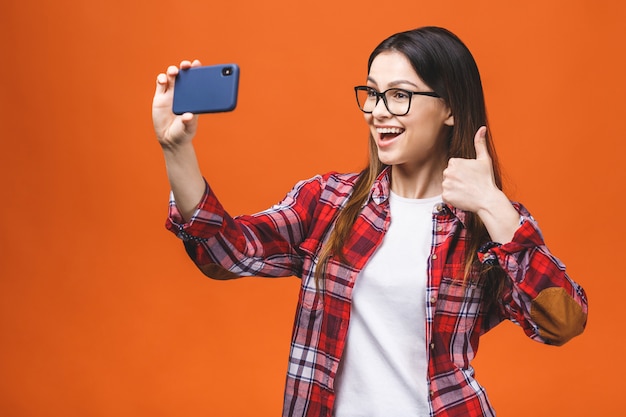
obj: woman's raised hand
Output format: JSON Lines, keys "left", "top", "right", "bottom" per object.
{"left": 442, "top": 126, "right": 520, "bottom": 243}
{"left": 152, "top": 60, "right": 202, "bottom": 149}
{"left": 442, "top": 127, "right": 497, "bottom": 213}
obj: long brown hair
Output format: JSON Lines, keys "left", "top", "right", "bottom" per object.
{"left": 316, "top": 27, "right": 505, "bottom": 303}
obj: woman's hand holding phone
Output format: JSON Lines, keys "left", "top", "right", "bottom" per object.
{"left": 152, "top": 60, "right": 202, "bottom": 150}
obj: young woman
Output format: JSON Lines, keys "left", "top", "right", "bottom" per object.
{"left": 152, "top": 26, "right": 588, "bottom": 417}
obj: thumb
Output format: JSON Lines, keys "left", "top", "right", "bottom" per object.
{"left": 181, "top": 112, "right": 199, "bottom": 133}
{"left": 474, "top": 126, "right": 489, "bottom": 160}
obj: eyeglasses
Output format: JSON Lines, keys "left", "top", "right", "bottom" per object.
{"left": 354, "top": 86, "right": 440, "bottom": 116}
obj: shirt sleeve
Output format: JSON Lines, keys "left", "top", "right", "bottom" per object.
{"left": 165, "top": 176, "right": 325, "bottom": 280}
{"left": 478, "top": 204, "right": 588, "bottom": 345}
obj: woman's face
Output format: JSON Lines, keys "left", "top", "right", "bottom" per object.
{"left": 365, "top": 51, "right": 453, "bottom": 172}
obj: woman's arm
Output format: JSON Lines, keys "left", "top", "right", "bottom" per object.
{"left": 166, "top": 174, "right": 327, "bottom": 279}
{"left": 152, "top": 60, "right": 206, "bottom": 222}
{"left": 152, "top": 61, "right": 327, "bottom": 280}
{"left": 443, "top": 127, "right": 587, "bottom": 344}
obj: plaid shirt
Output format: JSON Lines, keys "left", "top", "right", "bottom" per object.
{"left": 167, "top": 167, "right": 588, "bottom": 417}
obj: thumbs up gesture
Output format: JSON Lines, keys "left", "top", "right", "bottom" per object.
{"left": 442, "top": 126, "right": 522, "bottom": 243}
{"left": 442, "top": 126, "right": 498, "bottom": 213}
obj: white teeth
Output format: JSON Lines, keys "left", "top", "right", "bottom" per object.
{"left": 377, "top": 127, "right": 404, "bottom": 134}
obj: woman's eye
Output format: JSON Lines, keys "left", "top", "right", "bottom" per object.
{"left": 392, "top": 91, "right": 409, "bottom": 100}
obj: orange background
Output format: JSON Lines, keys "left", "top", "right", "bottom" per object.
{"left": 1, "top": 0, "right": 623, "bottom": 416}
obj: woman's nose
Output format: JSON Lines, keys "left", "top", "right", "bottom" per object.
{"left": 371, "top": 97, "right": 391, "bottom": 118}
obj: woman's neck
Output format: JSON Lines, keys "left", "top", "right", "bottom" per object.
{"left": 390, "top": 159, "right": 446, "bottom": 199}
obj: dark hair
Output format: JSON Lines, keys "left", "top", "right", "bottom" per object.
{"left": 316, "top": 26, "right": 505, "bottom": 303}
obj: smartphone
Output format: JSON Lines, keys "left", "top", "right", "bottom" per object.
{"left": 172, "top": 64, "right": 239, "bottom": 114}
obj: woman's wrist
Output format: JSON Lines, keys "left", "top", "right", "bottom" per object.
{"left": 476, "top": 189, "right": 520, "bottom": 244}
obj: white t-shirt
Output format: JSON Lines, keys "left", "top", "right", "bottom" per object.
{"left": 333, "top": 192, "right": 440, "bottom": 417}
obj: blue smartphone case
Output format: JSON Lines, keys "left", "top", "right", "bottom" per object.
{"left": 172, "top": 64, "right": 239, "bottom": 114}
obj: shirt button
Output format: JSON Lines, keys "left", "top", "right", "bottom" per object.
{"left": 430, "top": 343, "right": 435, "bottom": 350}
{"left": 436, "top": 225, "right": 443, "bottom": 232}
{"left": 432, "top": 254, "right": 438, "bottom": 260}
{"left": 430, "top": 296, "right": 437, "bottom": 304}
{"left": 430, "top": 390, "right": 435, "bottom": 397}
{"left": 435, "top": 204, "right": 443, "bottom": 212}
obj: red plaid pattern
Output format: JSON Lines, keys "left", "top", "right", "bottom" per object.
{"left": 166, "top": 167, "right": 587, "bottom": 416}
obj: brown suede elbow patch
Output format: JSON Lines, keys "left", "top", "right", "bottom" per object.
{"left": 530, "top": 287, "right": 587, "bottom": 346}
{"left": 198, "top": 264, "right": 241, "bottom": 280}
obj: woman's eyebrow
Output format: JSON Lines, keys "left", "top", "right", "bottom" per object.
{"left": 366, "top": 76, "right": 420, "bottom": 89}
{"left": 391, "top": 80, "right": 419, "bottom": 88}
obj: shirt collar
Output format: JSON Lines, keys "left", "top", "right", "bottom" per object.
{"left": 369, "top": 166, "right": 391, "bottom": 205}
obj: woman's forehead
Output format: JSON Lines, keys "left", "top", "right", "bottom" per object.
{"left": 368, "top": 51, "right": 426, "bottom": 89}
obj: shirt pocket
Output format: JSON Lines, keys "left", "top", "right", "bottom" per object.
{"left": 436, "top": 276, "right": 485, "bottom": 333}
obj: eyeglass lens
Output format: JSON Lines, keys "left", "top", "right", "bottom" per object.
{"left": 356, "top": 88, "right": 411, "bottom": 115}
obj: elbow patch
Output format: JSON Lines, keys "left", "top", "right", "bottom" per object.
{"left": 530, "top": 287, "right": 587, "bottom": 346}
{"left": 199, "top": 264, "right": 241, "bottom": 280}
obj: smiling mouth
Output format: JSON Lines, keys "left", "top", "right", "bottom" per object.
{"left": 377, "top": 127, "right": 404, "bottom": 140}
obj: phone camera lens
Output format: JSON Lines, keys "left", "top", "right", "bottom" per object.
{"left": 222, "top": 67, "right": 233, "bottom": 76}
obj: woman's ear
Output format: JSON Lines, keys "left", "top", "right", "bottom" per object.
{"left": 444, "top": 111, "right": 454, "bottom": 127}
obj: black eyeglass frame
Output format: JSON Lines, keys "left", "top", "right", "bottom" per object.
{"left": 354, "top": 86, "right": 440, "bottom": 116}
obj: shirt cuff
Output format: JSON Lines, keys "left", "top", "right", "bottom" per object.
{"left": 477, "top": 215, "right": 536, "bottom": 265}
{"left": 165, "top": 180, "right": 223, "bottom": 242}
